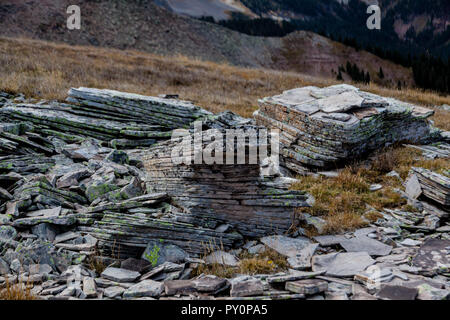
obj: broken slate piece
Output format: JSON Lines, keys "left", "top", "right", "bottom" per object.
{"left": 25, "top": 206, "right": 61, "bottom": 218}
{"left": 287, "top": 244, "right": 319, "bottom": 270}
{"left": 230, "top": 276, "right": 264, "bottom": 297}
{"left": 339, "top": 236, "right": 392, "bottom": 256}
{"left": 411, "top": 238, "right": 450, "bottom": 275}
{"left": 376, "top": 284, "right": 418, "bottom": 300}
{"left": 267, "top": 270, "right": 326, "bottom": 284}
{"left": 313, "top": 235, "right": 347, "bottom": 246}
{"left": 54, "top": 231, "right": 80, "bottom": 244}
{"left": 205, "top": 251, "right": 239, "bottom": 267}
{"left": 260, "top": 235, "right": 313, "bottom": 257}
{"left": 285, "top": 279, "right": 328, "bottom": 295}
{"left": 405, "top": 174, "right": 422, "bottom": 199}
{"left": 83, "top": 277, "right": 97, "bottom": 298}
{"left": 312, "top": 252, "right": 375, "bottom": 277}
{"left": 101, "top": 267, "right": 140, "bottom": 283}
{"left": 123, "top": 280, "right": 163, "bottom": 298}
{"left": 103, "top": 286, "right": 125, "bottom": 298}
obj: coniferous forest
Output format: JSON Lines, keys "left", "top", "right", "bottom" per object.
{"left": 201, "top": 0, "right": 450, "bottom": 94}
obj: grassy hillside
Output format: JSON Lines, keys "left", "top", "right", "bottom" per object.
{"left": 0, "top": 0, "right": 414, "bottom": 86}
{"left": 1, "top": 36, "right": 448, "bottom": 125}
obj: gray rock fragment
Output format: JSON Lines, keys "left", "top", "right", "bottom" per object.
{"left": 260, "top": 235, "right": 313, "bottom": 257}
{"left": 339, "top": 236, "right": 393, "bottom": 256}
{"left": 205, "top": 251, "right": 239, "bottom": 267}
{"left": 230, "top": 276, "right": 264, "bottom": 297}
{"left": 123, "top": 280, "right": 163, "bottom": 298}
{"left": 285, "top": 279, "right": 328, "bottom": 295}
{"left": 101, "top": 267, "right": 141, "bottom": 283}
{"left": 312, "top": 252, "right": 375, "bottom": 277}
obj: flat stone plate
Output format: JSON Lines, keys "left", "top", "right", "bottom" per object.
{"left": 339, "top": 236, "right": 393, "bottom": 256}
{"left": 270, "top": 86, "right": 318, "bottom": 106}
{"left": 260, "top": 235, "right": 313, "bottom": 257}
{"left": 411, "top": 238, "right": 450, "bottom": 274}
{"left": 318, "top": 91, "right": 364, "bottom": 113}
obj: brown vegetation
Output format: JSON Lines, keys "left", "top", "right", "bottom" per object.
{"left": 238, "top": 248, "right": 288, "bottom": 275}
{"left": 293, "top": 145, "right": 449, "bottom": 234}
{"left": 0, "top": 277, "right": 37, "bottom": 300}
{"left": 193, "top": 241, "right": 288, "bottom": 277}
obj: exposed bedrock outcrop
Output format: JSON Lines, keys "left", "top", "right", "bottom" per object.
{"left": 143, "top": 112, "right": 313, "bottom": 238}
{"left": 254, "top": 84, "right": 441, "bottom": 173}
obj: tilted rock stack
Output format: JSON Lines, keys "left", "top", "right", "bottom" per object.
{"left": 143, "top": 112, "right": 313, "bottom": 238}
{"left": 0, "top": 88, "right": 211, "bottom": 149}
{"left": 254, "top": 84, "right": 439, "bottom": 173}
{"left": 79, "top": 193, "right": 244, "bottom": 259}
{"left": 409, "top": 167, "right": 450, "bottom": 209}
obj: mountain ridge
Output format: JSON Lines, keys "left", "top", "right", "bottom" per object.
{"left": 0, "top": 0, "right": 413, "bottom": 86}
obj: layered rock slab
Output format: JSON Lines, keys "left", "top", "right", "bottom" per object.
{"left": 409, "top": 167, "right": 449, "bottom": 208}
{"left": 254, "top": 84, "right": 438, "bottom": 171}
{"left": 143, "top": 117, "right": 313, "bottom": 238}
{"left": 0, "top": 88, "right": 211, "bottom": 149}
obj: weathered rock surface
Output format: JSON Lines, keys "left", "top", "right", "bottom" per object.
{"left": 143, "top": 117, "right": 313, "bottom": 238}
{"left": 285, "top": 279, "right": 328, "bottom": 295}
{"left": 339, "top": 236, "right": 393, "bottom": 257}
{"left": 101, "top": 267, "right": 141, "bottom": 283}
{"left": 123, "top": 280, "right": 164, "bottom": 298}
{"left": 254, "top": 84, "right": 439, "bottom": 171}
{"left": 410, "top": 167, "right": 449, "bottom": 207}
{"left": 411, "top": 239, "right": 450, "bottom": 276}
{"left": 0, "top": 88, "right": 211, "bottom": 149}
{"left": 230, "top": 276, "right": 264, "bottom": 297}
{"left": 312, "top": 252, "right": 376, "bottom": 277}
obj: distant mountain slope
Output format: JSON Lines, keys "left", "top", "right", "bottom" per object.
{"left": 0, "top": 0, "right": 276, "bottom": 67}
{"left": 272, "top": 31, "right": 413, "bottom": 86}
{"left": 154, "top": 0, "right": 255, "bottom": 20}
{"left": 236, "top": 0, "right": 450, "bottom": 57}
{"left": 0, "top": 0, "right": 413, "bottom": 86}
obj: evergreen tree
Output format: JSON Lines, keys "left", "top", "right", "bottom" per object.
{"left": 378, "top": 67, "right": 384, "bottom": 79}
{"left": 365, "top": 72, "right": 371, "bottom": 84}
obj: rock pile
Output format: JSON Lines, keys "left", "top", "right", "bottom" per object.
{"left": 79, "top": 192, "right": 244, "bottom": 259}
{"left": 407, "top": 167, "right": 450, "bottom": 208}
{"left": 254, "top": 84, "right": 439, "bottom": 172}
{"left": 0, "top": 87, "right": 448, "bottom": 300}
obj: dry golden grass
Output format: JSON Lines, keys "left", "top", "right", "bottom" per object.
{"left": 238, "top": 248, "right": 288, "bottom": 275}
{"left": 0, "top": 277, "right": 37, "bottom": 300}
{"left": 192, "top": 241, "right": 288, "bottom": 277}
{"left": 1, "top": 36, "right": 449, "bottom": 123}
{"left": 88, "top": 255, "right": 107, "bottom": 275}
{"left": 193, "top": 262, "right": 237, "bottom": 279}
{"left": 293, "top": 145, "right": 449, "bottom": 234}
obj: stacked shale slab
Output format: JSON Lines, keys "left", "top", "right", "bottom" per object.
{"left": 0, "top": 88, "right": 211, "bottom": 149}
{"left": 411, "top": 167, "right": 450, "bottom": 208}
{"left": 254, "top": 84, "right": 438, "bottom": 172}
{"left": 78, "top": 193, "right": 243, "bottom": 259}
